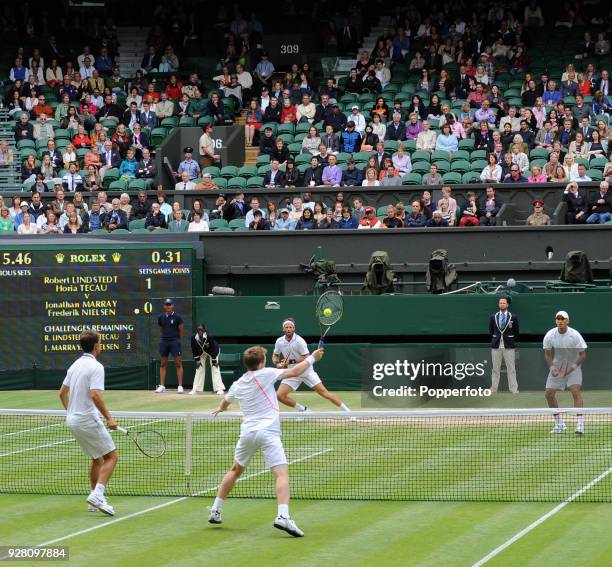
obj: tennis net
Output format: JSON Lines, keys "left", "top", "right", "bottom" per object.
{"left": 1, "top": 408, "right": 611, "bottom": 502}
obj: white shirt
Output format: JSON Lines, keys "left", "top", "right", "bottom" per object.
{"left": 273, "top": 333, "right": 310, "bottom": 368}
{"left": 245, "top": 208, "right": 267, "bottom": 226}
{"left": 543, "top": 326, "right": 588, "bottom": 381}
{"left": 226, "top": 367, "right": 284, "bottom": 434}
{"left": 188, "top": 220, "right": 209, "bottom": 232}
{"left": 62, "top": 353, "right": 105, "bottom": 423}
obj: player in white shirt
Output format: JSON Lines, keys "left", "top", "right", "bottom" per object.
{"left": 208, "top": 345, "right": 325, "bottom": 537}
{"left": 543, "top": 311, "right": 588, "bottom": 434}
{"left": 59, "top": 331, "right": 118, "bottom": 515}
{"left": 272, "top": 319, "right": 350, "bottom": 413}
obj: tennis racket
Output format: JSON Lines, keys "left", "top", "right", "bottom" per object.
{"left": 117, "top": 426, "right": 166, "bottom": 459}
{"left": 315, "top": 290, "right": 344, "bottom": 348}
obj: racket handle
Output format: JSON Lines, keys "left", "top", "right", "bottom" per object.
{"left": 318, "top": 340, "right": 324, "bottom": 349}
{"left": 116, "top": 426, "right": 127, "bottom": 434}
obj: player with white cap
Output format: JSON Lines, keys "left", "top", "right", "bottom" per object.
{"left": 543, "top": 310, "right": 588, "bottom": 434}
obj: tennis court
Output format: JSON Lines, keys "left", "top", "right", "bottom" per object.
{"left": 2, "top": 390, "right": 612, "bottom": 567}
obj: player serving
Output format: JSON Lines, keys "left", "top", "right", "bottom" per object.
{"left": 543, "top": 310, "right": 588, "bottom": 434}
{"left": 208, "top": 346, "right": 325, "bottom": 536}
{"left": 272, "top": 318, "right": 351, "bottom": 413}
{"left": 59, "top": 331, "right": 118, "bottom": 515}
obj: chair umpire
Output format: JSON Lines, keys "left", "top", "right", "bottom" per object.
{"left": 490, "top": 296, "right": 520, "bottom": 394}
{"left": 190, "top": 323, "right": 225, "bottom": 395}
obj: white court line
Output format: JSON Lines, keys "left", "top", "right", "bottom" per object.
{"left": 0, "top": 423, "right": 62, "bottom": 438}
{"left": 472, "top": 464, "right": 612, "bottom": 567}
{"left": 30, "top": 448, "right": 333, "bottom": 549}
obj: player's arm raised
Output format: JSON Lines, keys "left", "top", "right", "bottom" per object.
{"left": 280, "top": 348, "right": 324, "bottom": 379}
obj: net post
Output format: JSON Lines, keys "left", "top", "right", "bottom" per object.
{"left": 184, "top": 413, "right": 193, "bottom": 481}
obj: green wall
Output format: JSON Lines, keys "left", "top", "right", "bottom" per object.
{"left": 196, "top": 293, "right": 612, "bottom": 337}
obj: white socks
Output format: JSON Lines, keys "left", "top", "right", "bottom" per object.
{"left": 554, "top": 414, "right": 565, "bottom": 426}
{"left": 213, "top": 497, "right": 224, "bottom": 511}
{"left": 94, "top": 483, "right": 105, "bottom": 496}
{"left": 278, "top": 504, "right": 289, "bottom": 518}
{"left": 577, "top": 415, "right": 584, "bottom": 426}
{"left": 295, "top": 403, "right": 307, "bottom": 412}
{"left": 340, "top": 403, "right": 350, "bottom": 412}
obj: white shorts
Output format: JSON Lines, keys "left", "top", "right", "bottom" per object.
{"left": 234, "top": 429, "right": 287, "bottom": 469}
{"left": 67, "top": 418, "right": 116, "bottom": 459}
{"left": 545, "top": 369, "right": 583, "bottom": 390}
{"left": 280, "top": 370, "right": 322, "bottom": 392}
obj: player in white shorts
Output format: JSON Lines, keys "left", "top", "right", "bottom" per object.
{"left": 59, "top": 331, "right": 119, "bottom": 515}
{"left": 272, "top": 319, "right": 350, "bottom": 413}
{"left": 208, "top": 345, "right": 325, "bottom": 537}
{"left": 543, "top": 310, "right": 588, "bottom": 434}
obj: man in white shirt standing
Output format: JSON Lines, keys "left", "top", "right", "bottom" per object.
{"left": 208, "top": 345, "right": 325, "bottom": 536}
{"left": 59, "top": 331, "right": 118, "bottom": 515}
{"left": 543, "top": 311, "right": 588, "bottom": 434}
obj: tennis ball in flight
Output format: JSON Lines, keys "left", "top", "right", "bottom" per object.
{"left": 323, "top": 308, "right": 332, "bottom": 316}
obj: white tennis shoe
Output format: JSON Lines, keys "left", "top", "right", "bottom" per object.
{"left": 274, "top": 515, "right": 304, "bottom": 537}
{"left": 86, "top": 493, "right": 115, "bottom": 516}
{"left": 215, "top": 390, "right": 225, "bottom": 396}
{"left": 87, "top": 504, "right": 98, "bottom": 512}
{"left": 177, "top": 385, "right": 184, "bottom": 394}
{"left": 208, "top": 508, "right": 222, "bottom": 524}
{"left": 155, "top": 385, "right": 166, "bottom": 393}
{"left": 550, "top": 423, "right": 567, "bottom": 434}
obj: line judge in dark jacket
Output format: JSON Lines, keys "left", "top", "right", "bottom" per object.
{"left": 190, "top": 323, "right": 225, "bottom": 395}
{"left": 489, "top": 296, "right": 520, "bottom": 394}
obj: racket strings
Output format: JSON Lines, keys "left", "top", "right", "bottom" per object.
{"left": 133, "top": 431, "right": 166, "bottom": 458}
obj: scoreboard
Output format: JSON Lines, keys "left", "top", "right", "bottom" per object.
{"left": 0, "top": 244, "right": 196, "bottom": 371}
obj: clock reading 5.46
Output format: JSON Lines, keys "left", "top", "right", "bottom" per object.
{"left": 151, "top": 250, "right": 182, "bottom": 264}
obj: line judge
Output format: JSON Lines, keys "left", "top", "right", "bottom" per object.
{"left": 190, "top": 323, "right": 225, "bottom": 395}
{"left": 489, "top": 296, "right": 520, "bottom": 394}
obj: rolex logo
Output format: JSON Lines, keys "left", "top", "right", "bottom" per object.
{"left": 112, "top": 252, "right": 121, "bottom": 263}
{"left": 55, "top": 253, "right": 65, "bottom": 264}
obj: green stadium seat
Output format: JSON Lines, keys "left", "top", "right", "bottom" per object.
{"left": 212, "top": 226, "right": 233, "bottom": 231}
{"left": 384, "top": 140, "right": 399, "bottom": 152}
{"left": 432, "top": 160, "right": 450, "bottom": 174}
{"left": 257, "top": 164, "right": 271, "bottom": 175}
{"left": 450, "top": 150, "right": 470, "bottom": 162}
{"left": 470, "top": 150, "right": 487, "bottom": 162}
{"left": 129, "top": 219, "right": 146, "bottom": 230}
{"left": 431, "top": 150, "right": 451, "bottom": 162}
{"left": 288, "top": 143, "right": 302, "bottom": 156}
{"left": 340, "top": 94, "right": 358, "bottom": 104}
{"left": 589, "top": 156, "right": 607, "bottom": 170}
{"left": 227, "top": 177, "right": 246, "bottom": 189}
{"left": 238, "top": 165, "right": 258, "bottom": 178}
{"left": 442, "top": 172, "right": 462, "bottom": 184}
{"left": 412, "top": 161, "right": 431, "bottom": 174}
{"left": 401, "top": 173, "right": 422, "bottom": 185}
{"left": 335, "top": 152, "right": 351, "bottom": 164}
{"left": 16, "top": 140, "right": 35, "bottom": 150}
{"left": 277, "top": 133, "right": 294, "bottom": 144}
{"left": 108, "top": 179, "right": 128, "bottom": 191}
{"left": 256, "top": 155, "right": 271, "bottom": 167}
{"left": 128, "top": 179, "right": 148, "bottom": 191}
{"left": 458, "top": 139, "right": 475, "bottom": 151}
{"left": 220, "top": 166, "right": 238, "bottom": 179}
{"left": 277, "top": 123, "right": 296, "bottom": 135}
{"left": 228, "top": 218, "right": 247, "bottom": 230}
{"left": 103, "top": 168, "right": 120, "bottom": 185}
{"left": 112, "top": 228, "right": 131, "bottom": 234}
{"left": 450, "top": 160, "right": 471, "bottom": 173}
{"left": 470, "top": 160, "right": 488, "bottom": 172}
{"left": 586, "top": 169, "right": 603, "bottom": 181}
{"left": 203, "top": 166, "right": 220, "bottom": 177}
{"left": 197, "top": 116, "right": 214, "bottom": 127}
{"left": 212, "top": 177, "right": 227, "bottom": 189}
{"left": 179, "top": 116, "right": 196, "bottom": 127}
{"left": 150, "top": 127, "right": 168, "bottom": 146}
{"left": 294, "top": 154, "right": 313, "bottom": 166}
{"left": 529, "top": 148, "right": 549, "bottom": 160}
{"left": 411, "top": 150, "right": 431, "bottom": 162}
{"left": 261, "top": 123, "right": 278, "bottom": 134}
{"left": 462, "top": 172, "right": 481, "bottom": 184}
{"left": 233, "top": 226, "right": 251, "bottom": 232}
{"left": 531, "top": 158, "right": 547, "bottom": 169}
{"left": 161, "top": 117, "right": 179, "bottom": 129}
{"left": 131, "top": 228, "right": 150, "bottom": 234}
{"left": 295, "top": 122, "right": 312, "bottom": 134}
{"left": 352, "top": 151, "right": 372, "bottom": 163}
{"left": 209, "top": 219, "right": 229, "bottom": 230}
{"left": 54, "top": 129, "right": 71, "bottom": 141}
{"left": 246, "top": 176, "right": 264, "bottom": 188}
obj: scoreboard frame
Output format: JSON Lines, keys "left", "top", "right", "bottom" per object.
{"left": 0, "top": 243, "right": 202, "bottom": 389}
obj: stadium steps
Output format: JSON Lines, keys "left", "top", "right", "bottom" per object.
{"left": 358, "top": 16, "right": 393, "bottom": 55}
{"left": 115, "top": 27, "right": 148, "bottom": 78}
{"left": 236, "top": 110, "right": 259, "bottom": 166}
{"left": 0, "top": 108, "right": 22, "bottom": 191}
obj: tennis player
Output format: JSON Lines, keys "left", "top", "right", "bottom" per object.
{"left": 272, "top": 319, "right": 350, "bottom": 413}
{"left": 208, "top": 346, "right": 325, "bottom": 537}
{"left": 543, "top": 310, "right": 588, "bottom": 434}
{"left": 58, "top": 331, "right": 118, "bottom": 515}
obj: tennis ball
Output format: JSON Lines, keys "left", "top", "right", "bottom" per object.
{"left": 323, "top": 308, "right": 332, "bottom": 316}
